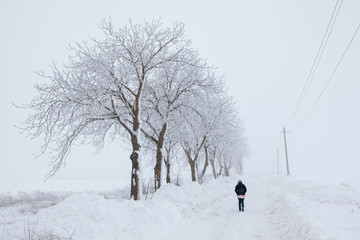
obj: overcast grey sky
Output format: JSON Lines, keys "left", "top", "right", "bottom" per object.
{"left": 1, "top": 0, "right": 359, "bottom": 191}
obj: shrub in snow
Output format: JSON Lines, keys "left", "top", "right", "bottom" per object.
{"left": 0, "top": 193, "right": 15, "bottom": 207}
{"left": 1, "top": 218, "right": 75, "bottom": 240}
{"left": 0, "top": 191, "right": 72, "bottom": 214}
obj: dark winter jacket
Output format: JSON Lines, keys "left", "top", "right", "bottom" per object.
{"left": 235, "top": 181, "right": 247, "bottom": 196}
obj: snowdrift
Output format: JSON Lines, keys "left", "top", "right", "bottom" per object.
{"left": 267, "top": 176, "right": 360, "bottom": 240}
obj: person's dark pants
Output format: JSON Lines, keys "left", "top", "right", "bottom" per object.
{"left": 238, "top": 198, "right": 244, "bottom": 211}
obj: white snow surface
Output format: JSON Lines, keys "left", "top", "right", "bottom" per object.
{"left": 1, "top": 175, "right": 360, "bottom": 239}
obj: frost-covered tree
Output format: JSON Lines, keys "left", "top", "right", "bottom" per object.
{"left": 140, "top": 59, "right": 214, "bottom": 190}
{"left": 204, "top": 98, "right": 245, "bottom": 179}
{"left": 179, "top": 88, "right": 220, "bottom": 182}
{"left": 20, "top": 19, "right": 195, "bottom": 200}
{"left": 181, "top": 91, "right": 244, "bottom": 182}
{"left": 211, "top": 117, "right": 245, "bottom": 178}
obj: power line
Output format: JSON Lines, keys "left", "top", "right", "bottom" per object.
{"left": 286, "top": 0, "right": 343, "bottom": 127}
{"left": 291, "top": 22, "right": 360, "bottom": 130}
{"left": 286, "top": 0, "right": 342, "bottom": 127}
{"left": 299, "top": 0, "right": 343, "bottom": 111}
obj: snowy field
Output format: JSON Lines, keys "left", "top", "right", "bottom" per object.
{"left": 1, "top": 175, "right": 360, "bottom": 240}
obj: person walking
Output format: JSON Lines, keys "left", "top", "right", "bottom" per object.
{"left": 235, "top": 180, "right": 247, "bottom": 211}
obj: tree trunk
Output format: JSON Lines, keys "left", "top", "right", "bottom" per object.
{"left": 184, "top": 149, "right": 197, "bottom": 182}
{"left": 154, "top": 124, "right": 167, "bottom": 191}
{"left": 130, "top": 117, "right": 141, "bottom": 200}
{"left": 201, "top": 145, "right": 209, "bottom": 178}
{"left": 164, "top": 141, "right": 172, "bottom": 184}
{"left": 209, "top": 147, "right": 217, "bottom": 179}
{"left": 224, "top": 164, "right": 229, "bottom": 176}
{"left": 217, "top": 166, "right": 223, "bottom": 176}
{"left": 165, "top": 159, "right": 171, "bottom": 183}
{"left": 210, "top": 159, "right": 216, "bottom": 179}
{"left": 196, "top": 162, "right": 200, "bottom": 183}
{"left": 189, "top": 159, "right": 197, "bottom": 182}
{"left": 224, "top": 160, "right": 231, "bottom": 176}
{"left": 217, "top": 159, "right": 223, "bottom": 177}
{"left": 130, "top": 137, "right": 140, "bottom": 200}
{"left": 130, "top": 77, "right": 144, "bottom": 200}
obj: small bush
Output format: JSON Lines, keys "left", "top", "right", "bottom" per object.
{"left": 142, "top": 179, "right": 155, "bottom": 200}
{"left": 1, "top": 219, "right": 75, "bottom": 240}
{"left": 18, "top": 191, "right": 72, "bottom": 215}
{"left": 0, "top": 193, "right": 15, "bottom": 207}
{"left": 35, "top": 227, "right": 75, "bottom": 240}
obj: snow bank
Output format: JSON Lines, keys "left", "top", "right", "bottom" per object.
{"left": 1, "top": 175, "right": 360, "bottom": 239}
{"left": 34, "top": 192, "right": 183, "bottom": 240}
{"left": 0, "top": 176, "right": 238, "bottom": 240}
{"left": 267, "top": 175, "right": 360, "bottom": 240}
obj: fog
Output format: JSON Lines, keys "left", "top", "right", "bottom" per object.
{"left": 1, "top": 0, "right": 359, "bottom": 191}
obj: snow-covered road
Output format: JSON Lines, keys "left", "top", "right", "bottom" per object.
{"left": 167, "top": 177, "right": 275, "bottom": 240}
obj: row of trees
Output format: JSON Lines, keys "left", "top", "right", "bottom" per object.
{"left": 21, "top": 19, "right": 246, "bottom": 200}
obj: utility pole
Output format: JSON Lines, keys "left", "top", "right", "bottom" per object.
{"left": 282, "top": 127, "right": 290, "bottom": 175}
{"left": 277, "top": 148, "right": 280, "bottom": 175}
